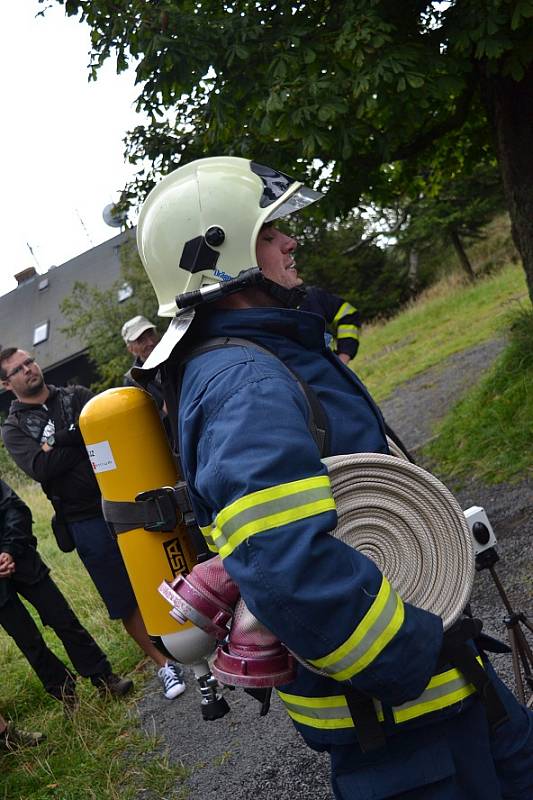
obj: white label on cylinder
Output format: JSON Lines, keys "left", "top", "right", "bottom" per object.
{"left": 86, "top": 440, "right": 117, "bottom": 473}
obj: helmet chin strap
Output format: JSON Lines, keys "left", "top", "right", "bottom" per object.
{"left": 176, "top": 270, "right": 307, "bottom": 312}
{"left": 259, "top": 276, "right": 307, "bottom": 309}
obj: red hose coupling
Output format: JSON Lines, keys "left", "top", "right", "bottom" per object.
{"left": 158, "top": 556, "right": 240, "bottom": 638}
{"left": 211, "top": 599, "right": 296, "bottom": 688}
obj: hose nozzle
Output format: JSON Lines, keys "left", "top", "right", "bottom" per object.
{"left": 212, "top": 599, "right": 296, "bottom": 688}
{"left": 159, "top": 555, "right": 240, "bottom": 638}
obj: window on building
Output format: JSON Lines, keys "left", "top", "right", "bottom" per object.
{"left": 117, "top": 282, "right": 134, "bottom": 303}
{"left": 33, "top": 321, "right": 49, "bottom": 345}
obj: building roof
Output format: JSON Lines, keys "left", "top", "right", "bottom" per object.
{"left": 0, "top": 231, "right": 128, "bottom": 370}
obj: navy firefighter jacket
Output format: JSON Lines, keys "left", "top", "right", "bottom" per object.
{"left": 178, "top": 307, "right": 474, "bottom": 748}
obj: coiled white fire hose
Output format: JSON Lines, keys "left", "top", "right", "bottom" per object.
{"left": 160, "top": 442, "right": 476, "bottom": 688}
{"left": 324, "top": 450, "right": 475, "bottom": 630}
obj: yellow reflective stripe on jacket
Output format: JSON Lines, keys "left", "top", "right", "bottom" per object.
{"left": 307, "top": 576, "right": 404, "bottom": 680}
{"left": 333, "top": 301, "right": 357, "bottom": 325}
{"left": 199, "top": 523, "right": 218, "bottom": 553}
{"left": 391, "top": 658, "right": 482, "bottom": 723}
{"left": 337, "top": 324, "right": 360, "bottom": 341}
{"left": 278, "top": 691, "right": 355, "bottom": 730}
{"left": 211, "top": 475, "right": 336, "bottom": 560}
{"left": 278, "top": 661, "right": 482, "bottom": 730}
{"left": 278, "top": 691, "right": 385, "bottom": 730}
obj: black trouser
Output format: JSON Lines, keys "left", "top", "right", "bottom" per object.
{"left": 0, "top": 575, "right": 110, "bottom": 697}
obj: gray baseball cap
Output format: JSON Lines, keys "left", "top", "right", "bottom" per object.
{"left": 121, "top": 315, "right": 156, "bottom": 343}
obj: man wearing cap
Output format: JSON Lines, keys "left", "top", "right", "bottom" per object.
{"left": 121, "top": 316, "right": 166, "bottom": 411}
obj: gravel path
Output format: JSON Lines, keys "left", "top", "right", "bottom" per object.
{"left": 136, "top": 337, "right": 532, "bottom": 800}
{"left": 379, "top": 337, "right": 507, "bottom": 453}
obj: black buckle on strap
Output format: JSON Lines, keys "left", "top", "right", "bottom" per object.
{"left": 135, "top": 487, "right": 179, "bottom": 532}
{"left": 172, "top": 482, "right": 193, "bottom": 516}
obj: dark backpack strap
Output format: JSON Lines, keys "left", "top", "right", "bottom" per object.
{"left": 383, "top": 422, "right": 416, "bottom": 464}
{"left": 182, "top": 337, "right": 330, "bottom": 458}
{"left": 439, "top": 616, "right": 509, "bottom": 730}
{"left": 343, "top": 687, "right": 386, "bottom": 753}
{"left": 159, "top": 357, "right": 182, "bottom": 468}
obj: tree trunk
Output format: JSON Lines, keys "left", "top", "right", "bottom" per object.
{"left": 449, "top": 229, "right": 475, "bottom": 281}
{"left": 407, "top": 248, "right": 419, "bottom": 293}
{"left": 480, "top": 62, "right": 533, "bottom": 305}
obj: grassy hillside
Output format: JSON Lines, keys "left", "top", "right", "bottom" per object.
{"left": 426, "top": 307, "right": 533, "bottom": 484}
{"left": 352, "top": 235, "right": 532, "bottom": 484}
{"left": 356, "top": 262, "right": 528, "bottom": 403}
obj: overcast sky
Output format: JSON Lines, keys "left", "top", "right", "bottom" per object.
{"left": 0, "top": 3, "right": 144, "bottom": 297}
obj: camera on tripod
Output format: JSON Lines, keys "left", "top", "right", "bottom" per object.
{"left": 464, "top": 506, "right": 497, "bottom": 557}
{"left": 463, "top": 505, "right": 533, "bottom": 706}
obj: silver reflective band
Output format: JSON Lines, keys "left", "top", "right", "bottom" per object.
{"left": 216, "top": 483, "right": 333, "bottom": 544}
{"left": 391, "top": 659, "right": 481, "bottom": 723}
{"left": 211, "top": 476, "right": 335, "bottom": 559}
{"left": 307, "top": 576, "right": 404, "bottom": 681}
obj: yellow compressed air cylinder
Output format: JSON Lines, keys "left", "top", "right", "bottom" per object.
{"left": 79, "top": 386, "right": 196, "bottom": 638}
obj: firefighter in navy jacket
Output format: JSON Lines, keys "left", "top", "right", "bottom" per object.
{"left": 299, "top": 285, "right": 361, "bottom": 363}
{"left": 134, "top": 157, "right": 533, "bottom": 800}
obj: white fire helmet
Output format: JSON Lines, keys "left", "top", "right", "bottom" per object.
{"left": 136, "top": 156, "right": 323, "bottom": 317}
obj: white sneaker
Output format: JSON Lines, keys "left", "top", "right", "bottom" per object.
{"left": 158, "top": 662, "right": 186, "bottom": 700}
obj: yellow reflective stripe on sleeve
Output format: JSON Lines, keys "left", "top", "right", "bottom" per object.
{"left": 391, "top": 658, "right": 482, "bottom": 723}
{"left": 337, "top": 324, "right": 360, "bottom": 340}
{"left": 199, "top": 523, "right": 218, "bottom": 553}
{"left": 307, "top": 576, "right": 405, "bottom": 680}
{"left": 212, "top": 475, "right": 336, "bottom": 560}
{"left": 333, "top": 301, "right": 357, "bottom": 325}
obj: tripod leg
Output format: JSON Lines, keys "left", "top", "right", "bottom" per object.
{"left": 508, "top": 627, "right": 525, "bottom": 705}
{"left": 514, "top": 627, "right": 533, "bottom": 690}
{"left": 520, "top": 615, "right": 533, "bottom": 636}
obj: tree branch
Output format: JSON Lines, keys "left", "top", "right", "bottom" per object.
{"left": 342, "top": 207, "right": 409, "bottom": 255}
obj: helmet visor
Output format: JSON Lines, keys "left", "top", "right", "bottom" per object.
{"left": 251, "top": 161, "right": 324, "bottom": 222}
{"left": 264, "top": 185, "right": 324, "bottom": 223}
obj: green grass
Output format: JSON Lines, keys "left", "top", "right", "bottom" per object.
{"left": 0, "top": 485, "right": 188, "bottom": 800}
{"left": 425, "top": 308, "right": 533, "bottom": 484}
{"left": 355, "top": 262, "right": 528, "bottom": 402}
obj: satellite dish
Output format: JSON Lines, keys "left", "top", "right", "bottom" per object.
{"left": 102, "top": 203, "right": 127, "bottom": 228}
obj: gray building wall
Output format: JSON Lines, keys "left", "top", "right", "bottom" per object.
{"left": 0, "top": 231, "right": 129, "bottom": 414}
